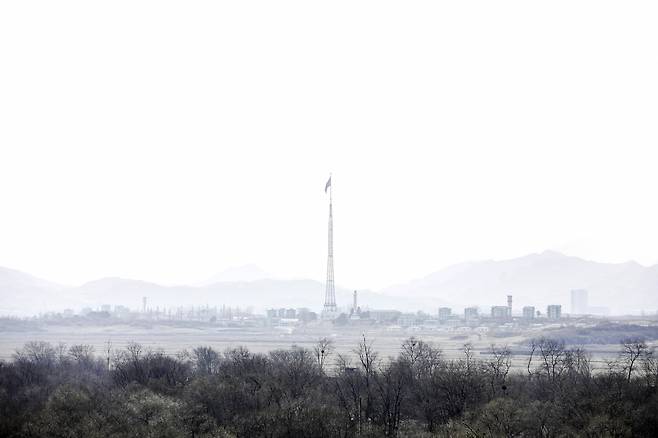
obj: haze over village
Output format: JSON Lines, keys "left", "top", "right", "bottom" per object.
{"left": 3, "top": 250, "right": 658, "bottom": 319}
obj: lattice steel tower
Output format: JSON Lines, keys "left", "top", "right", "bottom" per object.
{"left": 323, "top": 175, "right": 337, "bottom": 316}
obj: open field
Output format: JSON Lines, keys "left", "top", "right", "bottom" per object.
{"left": 2, "top": 321, "right": 650, "bottom": 372}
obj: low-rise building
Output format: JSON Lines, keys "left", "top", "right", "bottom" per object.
{"left": 547, "top": 305, "right": 562, "bottom": 320}
{"left": 464, "top": 307, "right": 479, "bottom": 321}
{"left": 399, "top": 313, "right": 417, "bottom": 327}
{"left": 369, "top": 309, "right": 402, "bottom": 323}
{"left": 491, "top": 306, "right": 509, "bottom": 319}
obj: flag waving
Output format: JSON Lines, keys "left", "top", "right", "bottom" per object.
{"left": 325, "top": 176, "right": 331, "bottom": 193}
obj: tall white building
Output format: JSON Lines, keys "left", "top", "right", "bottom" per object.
{"left": 571, "top": 289, "right": 588, "bottom": 314}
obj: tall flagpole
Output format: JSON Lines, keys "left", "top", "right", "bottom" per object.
{"left": 323, "top": 174, "right": 337, "bottom": 317}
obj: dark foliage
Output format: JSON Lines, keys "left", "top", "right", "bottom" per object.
{"left": 1, "top": 337, "right": 657, "bottom": 437}
{"left": 536, "top": 322, "right": 658, "bottom": 345}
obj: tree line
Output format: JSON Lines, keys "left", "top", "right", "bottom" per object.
{"left": 1, "top": 336, "right": 657, "bottom": 437}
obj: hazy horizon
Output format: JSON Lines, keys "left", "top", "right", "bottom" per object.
{"left": 4, "top": 249, "right": 658, "bottom": 318}
{"left": 1, "top": 249, "right": 656, "bottom": 290}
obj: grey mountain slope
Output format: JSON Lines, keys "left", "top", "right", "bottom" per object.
{"left": 0, "top": 267, "right": 65, "bottom": 315}
{"left": 380, "top": 251, "right": 658, "bottom": 314}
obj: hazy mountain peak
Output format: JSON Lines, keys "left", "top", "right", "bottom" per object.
{"left": 0, "top": 266, "right": 66, "bottom": 316}
{"left": 0, "top": 266, "right": 64, "bottom": 290}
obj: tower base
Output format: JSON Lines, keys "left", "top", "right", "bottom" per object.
{"left": 321, "top": 307, "right": 339, "bottom": 320}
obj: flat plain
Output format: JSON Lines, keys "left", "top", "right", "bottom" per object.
{"left": 0, "top": 321, "right": 642, "bottom": 373}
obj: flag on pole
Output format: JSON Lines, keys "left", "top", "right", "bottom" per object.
{"left": 325, "top": 176, "right": 331, "bottom": 193}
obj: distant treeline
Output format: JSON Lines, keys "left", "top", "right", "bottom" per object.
{"left": 0, "top": 317, "right": 42, "bottom": 332}
{"left": 536, "top": 322, "right": 658, "bottom": 345}
{"left": 0, "top": 316, "right": 226, "bottom": 332}
{"left": 1, "top": 336, "right": 657, "bottom": 437}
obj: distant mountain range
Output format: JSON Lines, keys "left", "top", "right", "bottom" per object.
{"left": 382, "top": 251, "right": 658, "bottom": 315}
{"left": 1, "top": 251, "right": 657, "bottom": 316}
{"left": 0, "top": 266, "right": 65, "bottom": 316}
{"left": 0, "top": 267, "right": 438, "bottom": 316}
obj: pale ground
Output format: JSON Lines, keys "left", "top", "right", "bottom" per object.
{"left": 0, "top": 323, "right": 631, "bottom": 372}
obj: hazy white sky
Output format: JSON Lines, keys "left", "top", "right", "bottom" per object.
{"left": 1, "top": 1, "right": 657, "bottom": 290}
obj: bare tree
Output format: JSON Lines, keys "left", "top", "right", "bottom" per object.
{"left": 313, "top": 337, "right": 334, "bottom": 374}
{"left": 485, "top": 344, "right": 512, "bottom": 397}
{"left": 536, "top": 338, "right": 567, "bottom": 382}
{"left": 54, "top": 342, "right": 68, "bottom": 365}
{"left": 334, "top": 352, "right": 352, "bottom": 371}
{"left": 192, "top": 346, "right": 221, "bottom": 375}
{"left": 355, "top": 334, "right": 378, "bottom": 376}
{"left": 14, "top": 341, "right": 56, "bottom": 367}
{"left": 401, "top": 337, "right": 442, "bottom": 381}
{"left": 68, "top": 344, "right": 95, "bottom": 364}
{"left": 354, "top": 334, "right": 378, "bottom": 423}
{"left": 620, "top": 337, "right": 649, "bottom": 382}
{"left": 401, "top": 337, "right": 423, "bottom": 368}
{"left": 462, "top": 342, "right": 477, "bottom": 376}
{"left": 105, "top": 339, "right": 112, "bottom": 371}
{"left": 641, "top": 347, "right": 658, "bottom": 390}
{"left": 334, "top": 353, "right": 362, "bottom": 434}
{"left": 527, "top": 339, "right": 537, "bottom": 380}
{"left": 374, "top": 360, "right": 408, "bottom": 436}
{"left": 564, "top": 347, "right": 592, "bottom": 379}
